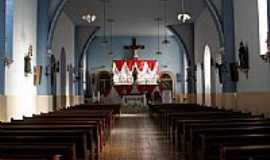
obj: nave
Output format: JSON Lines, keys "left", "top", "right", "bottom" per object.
{"left": 99, "top": 114, "right": 182, "bottom": 160}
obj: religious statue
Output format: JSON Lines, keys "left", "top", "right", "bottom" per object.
{"left": 238, "top": 41, "right": 249, "bottom": 78}
{"left": 24, "top": 45, "right": 33, "bottom": 76}
{"left": 132, "top": 67, "right": 138, "bottom": 84}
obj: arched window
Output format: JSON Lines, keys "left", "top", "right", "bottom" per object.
{"left": 98, "top": 71, "right": 112, "bottom": 97}
{"left": 159, "top": 73, "right": 173, "bottom": 91}
{"left": 258, "top": 0, "right": 269, "bottom": 56}
{"left": 204, "top": 45, "right": 212, "bottom": 106}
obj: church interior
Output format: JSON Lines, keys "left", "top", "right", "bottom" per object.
{"left": 0, "top": 0, "right": 270, "bottom": 159}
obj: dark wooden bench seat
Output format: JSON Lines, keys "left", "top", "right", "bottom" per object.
{"left": 70, "top": 104, "right": 121, "bottom": 115}
{"left": 0, "top": 124, "right": 100, "bottom": 153}
{"left": 8, "top": 119, "right": 110, "bottom": 148}
{"left": 0, "top": 105, "right": 116, "bottom": 159}
{"left": 0, "top": 128, "right": 90, "bottom": 158}
{"left": 166, "top": 112, "right": 253, "bottom": 137}
{"left": 0, "top": 143, "right": 76, "bottom": 160}
{"left": 220, "top": 145, "right": 270, "bottom": 160}
{"left": 189, "top": 126, "right": 270, "bottom": 160}
{"left": 22, "top": 114, "right": 110, "bottom": 145}
{"left": 175, "top": 118, "right": 268, "bottom": 151}
{"left": 198, "top": 134, "right": 270, "bottom": 160}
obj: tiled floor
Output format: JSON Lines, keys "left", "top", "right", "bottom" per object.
{"left": 98, "top": 114, "right": 183, "bottom": 160}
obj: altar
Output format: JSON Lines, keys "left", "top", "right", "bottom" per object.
{"left": 112, "top": 37, "right": 160, "bottom": 108}
{"left": 121, "top": 94, "right": 147, "bottom": 107}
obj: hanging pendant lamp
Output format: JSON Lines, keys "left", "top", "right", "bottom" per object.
{"left": 177, "top": 0, "right": 192, "bottom": 23}
{"left": 101, "top": 0, "right": 108, "bottom": 44}
{"left": 155, "top": 17, "right": 162, "bottom": 55}
{"left": 107, "top": 18, "right": 115, "bottom": 55}
{"left": 161, "top": 0, "right": 170, "bottom": 45}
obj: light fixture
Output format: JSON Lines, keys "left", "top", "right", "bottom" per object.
{"left": 81, "top": 13, "right": 96, "bottom": 24}
{"left": 101, "top": 0, "right": 109, "bottom": 44}
{"left": 107, "top": 18, "right": 115, "bottom": 55}
{"left": 177, "top": 0, "right": 192, "bottom": 23}
{"left": 161, "top": 0, "right": 170, "bottom": 45}
{"left": 155, "top": 17, "right": 162, "bottom": 55}
{"left": 1, "top": 36, "right": 14, "bottom": 67}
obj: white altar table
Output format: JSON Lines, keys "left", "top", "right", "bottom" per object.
{"left": 121, "top": 94, "right": 147, "bottom": 107}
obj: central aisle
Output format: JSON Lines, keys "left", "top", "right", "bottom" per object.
{"left": 99, "top": 114, "right": 183, "bottom": 160}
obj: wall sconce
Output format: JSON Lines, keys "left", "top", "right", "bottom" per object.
{"left": 3, "top": 57, "right": 14, "bottom": 67}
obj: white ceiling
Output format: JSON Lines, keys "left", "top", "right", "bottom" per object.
{"left": 64, "top": 0, "right": 206, "bottom": 36}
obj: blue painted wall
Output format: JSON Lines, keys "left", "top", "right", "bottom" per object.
{"left": 0, "top": 0, "right": 14, "bottom": 94}
{"left": 5, "top": 0, "right": 13, "bottom": 60}
{"left": 0, "top": 0, "right": 5, "bottom": 94}
{"left": 87, "top": 36, "right": 185, "bottom": 93}
{"left": 37, "top": 0, "right": 50, "bottom": 95}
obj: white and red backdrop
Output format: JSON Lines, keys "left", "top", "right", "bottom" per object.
{"left": 112, "top": 58, "right": 159, "bottom": 95}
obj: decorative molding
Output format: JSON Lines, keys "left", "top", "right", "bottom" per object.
{"left": 79, "top": 26, "right": 100, "bottom": 68}
{"left": 47, "top": 0, "right": 68, "bottom": 50}
{"left": 204, "top": 0, "right": 224, "bottom": 47}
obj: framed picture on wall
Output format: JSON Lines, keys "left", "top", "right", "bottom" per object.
{"left": 34, "top": 65, "right": 42, "bottom": 85}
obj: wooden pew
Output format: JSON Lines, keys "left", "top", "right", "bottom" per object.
{"left": 198, "top": 134, "right": 270, "bottom": 160}
{"left": 0, "top": 142, "right": 76, "bottom": 160}
{"left": 0, "top": 129, "right": 88, "bottom": 159}
{"left": 189, "top": 126, "right": 270, "bottom": 160}
{"left": 169, "top": 112, "right": 255, "bottom": 138}
{"left": 71, "top": 104, "right": 121, "bottom": 115}
{"left": 0, "top": 105, "right": 116, "bottom": 159}
{"left": 220, "top": 145, "right": 270, "bottom": 160}
{"left": 24, "top": 112, "right": 111, "bottom": 148}
{"left": 175, "top": 117, "right": 266, "bottom": 151}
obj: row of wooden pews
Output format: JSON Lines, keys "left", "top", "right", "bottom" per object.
{"left": 149, "top": 103, "right": 270, "bottom": 160}
{"left": 0, "top": 104, "right": 121, "bottom": 160}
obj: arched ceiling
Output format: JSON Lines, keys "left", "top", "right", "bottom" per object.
{"left": 63, "top": 0, "right": 206, "bottom": 36}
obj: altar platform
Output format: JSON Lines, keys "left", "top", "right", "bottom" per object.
{"left": 121, "top": 94, "right": 147, "bottom": 107}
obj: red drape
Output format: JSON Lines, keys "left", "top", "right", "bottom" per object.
{"left": 114, "top": 85, "right": 134, "bottom": 95}
{"left": 127, "top": 59, "right": 136, "bottom": 71}
{"left": 137, "top": 85, "right": 157, "bottom": 94}
{"left": 147, "top": 60, "right": 156, "bottom": 71}
{"left": 114, "top": 60, "right": 125, "bottom": 71}
{"left": 135, "top": 59, "right": 145, "bottom": 71}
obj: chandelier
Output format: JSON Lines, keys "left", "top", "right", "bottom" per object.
{"left": 155, "top": 17, "right": 162, "bottom": 55}
{"left": 101, "top": 0, "right": 109, "bottom": 44}
{"left": 81, "top": 13, "right": 96, "bottom": 24}
{"left": 177, "top": 0, "right": 192, "bottom": 23}
{"left": 107, "top": 18, "right": 115, "bottom": 55}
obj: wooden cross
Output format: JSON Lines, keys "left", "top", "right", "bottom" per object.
{"left": 124, "top": 37, "right": 145, "bottom": 58}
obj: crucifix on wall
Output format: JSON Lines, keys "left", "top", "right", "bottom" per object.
{"left": 124, "top": 37, "right": 145, "bottom": 58}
